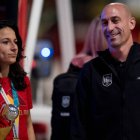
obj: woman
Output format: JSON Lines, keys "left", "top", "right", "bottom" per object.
{"left": 0, "top": 20, "right": 35, "bottom": 140}
{"left": 71, "top": 16, "right": 107, "bottom": 68}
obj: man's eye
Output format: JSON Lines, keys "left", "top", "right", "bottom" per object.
{"left": 112, "top": 20, "right": 119, "bottom": 24}
{"left": 102, "top": 21, "right": 108, "bottom": 26}
{"left": 112, "top": 17, "right": 120, "bottom": 24}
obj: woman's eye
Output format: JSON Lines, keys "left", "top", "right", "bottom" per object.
{"left": 2, "top": 40, "right": 9, "bottom": 44}
{"left": 14, "top": 40, "right": 18, "bottom": 44}
{"left": 0, "top": 39, "right": 18, "bottom": 46}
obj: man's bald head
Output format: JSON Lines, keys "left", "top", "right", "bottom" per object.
{"left": 101, "top": 2, "right": 133, "bottom": 18}
{"left": 100, "top": 2, "right": 136, "bottom": 51}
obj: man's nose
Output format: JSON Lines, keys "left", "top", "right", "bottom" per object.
{"left": 107, "top": 21, "right": 114, "bottom": 32}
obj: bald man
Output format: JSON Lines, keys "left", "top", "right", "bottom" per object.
{"left": 100, "top": 3, "right": 136, "bottom": 61}
{"left": 76, "top": 2, "right": 140, "bottom": 140}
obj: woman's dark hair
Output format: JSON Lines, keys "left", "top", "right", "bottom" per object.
{"left": 0, "top": 20, "right": 27, "bottom": 90}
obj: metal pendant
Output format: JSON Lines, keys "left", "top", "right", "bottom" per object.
{"left": 2, "top": 104, "right": 19, "bottom": 122}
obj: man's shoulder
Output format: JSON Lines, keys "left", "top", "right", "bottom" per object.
{"left": 79, "top": 57, "right": 103, "bottom": 76}
{"left": 83, "top": 56, "right": 103, "bottom": 68}
{"left": 133, "top": 42, "right": 140, "bottom": 48}
{"left": 54, "top": 72, "right": 78, "bottom": 81}
{"left": 132, "top": 42, "right": 140, "bottom": 56}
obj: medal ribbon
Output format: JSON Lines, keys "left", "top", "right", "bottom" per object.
{"left": 0, "top": 82, "right": 19, "bottom": 139}
{"left": 0, "top": 84, "right": 10, "bottom": 104}
{"left": 11, "top": 82, "right": 19, "bottom": 139}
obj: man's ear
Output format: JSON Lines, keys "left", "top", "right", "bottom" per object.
{"left": 129, "top": 16, "right": 136, "bottom": 30}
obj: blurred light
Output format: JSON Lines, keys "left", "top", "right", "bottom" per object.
{"left": 34, "top": 40, "right": 54, "bottom": 60}
{"left": 31, "top": 40, "right": 54, "bottom": 78}
{"left": 41, "top": 47, "right": 51, "bottom": 58}
{"left": 40, "top": 46, "right": 54, "bottom": 59}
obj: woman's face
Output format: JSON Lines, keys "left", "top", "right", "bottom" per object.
{"left": 0, "top": 27, "right": 18, "bottom": 66}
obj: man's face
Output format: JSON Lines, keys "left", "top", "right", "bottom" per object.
{"left": 100, "top": 4, "right": 135, "bottom": 48}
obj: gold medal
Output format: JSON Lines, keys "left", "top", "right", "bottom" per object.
{"left": 2, "top": 104, "right": 19, "bottom": 122}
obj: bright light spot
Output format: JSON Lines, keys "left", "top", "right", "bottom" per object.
{"left": 41, "top": 48, "right": 51, "bottom": 58}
